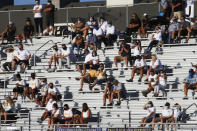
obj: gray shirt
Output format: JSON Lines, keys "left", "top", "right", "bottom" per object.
{"left": 168, "top": 22, "right": 179, "bottom": 31}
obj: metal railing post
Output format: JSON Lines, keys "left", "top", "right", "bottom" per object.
{"left": 97, "top": 112, "right": 100, "bottom": 127}
{"left": 8, "top": 10, "right": 11, "bottom": 22}
{"left": 29, "top": 113, "right": 31, "bottom": 131}
{"left": 158, "top": 2, "right": 160, "bottom": 13}
{"left": 126, "top": 5, "right": 129, "bottom": 28}
{"left": 34, "top": 51, "right": 36, "bottom": 73}
{"left": 66, "top": 8, "right": 69, "bottom": 26}
{"left": 4, "top": 73, "right": 6, "bottom": 97}
{"left": 129, "top": 111, "right": 131, "bottom": 127}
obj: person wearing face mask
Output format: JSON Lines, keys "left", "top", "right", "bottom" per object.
{"left": 85, "top": 27, "right": 98, "bottom": 52}
{"left": 191, "top": 17, "right": 197, "bottom": 39}
{"left": 104, "top": 21, "right": 117, "bottom": 46}
{"left": 62, "top": 104, "right": 73, "bottom": 127}
{"left": 160, "top": 102, "right": 173, "bottom": 130}
{"left": 2, "top": 45, "right": 14, "bottom": 71}
{"left": 127, "top": 55, "right": 147, "bottom": 82}
{"left": 73, "top": 17, "right": 84, "bottom": 38}
{"left": 171, "top": 103, "right": 181, "bottom": 131}
{"left": 44, "top": 0, "right": 55, "bottom": 36}
{"left": 58, "top": 44, "right": 76, "bottom": 69}
{"left": 93, "top": 24, "right": 103, "bottom": 49}
{"left": 17, "top": 18, "right": 34, "bottom": 43}
{"left": 48, "top": 44, "right": 59, "bottom": 71}
{"left": 71, "top": 34, "right": 84, "bottom": 54}
{"left": 99, "top": 17, "right": 108, "bottom": 35}
{"left": 140, "top": 101, "right": 156, "bottom": 128}
{"left": 0, "top": 21, "right": 16, "bottom": 44}
{"left": 46, "top": 82, "right": 61, "bottom": 103}
{"left": 12, "top": 44, "right": 31, "bottom": 73}
{"left": 177, "top": 16, "right": 191, "bottom": 43}
{"left": 147, "top": 26, "right": 162, "bottom": 52}
{"left": 168, "top": 16, "right": 179, "bottom": 44}
{"left": 49, "top": 103, "right": 61, "bottom": 129}
{"left": 33, "top": 0, "right": 43, "bottom": 36}
{"left": 142, "top": 70, "right": 159, "bottom": 97}
{"left": 28, "top": 73, "right": 40, "bottom": 99}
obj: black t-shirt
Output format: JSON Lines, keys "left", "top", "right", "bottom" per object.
{"left": 142, "top": 18, "right": 149, "bottom": 27}
{"left": 119, "top": 44, "right": 130, "bottom": 57}
{"left": 172, "top": 0, "right": 182, "bottom": 12}
{"left": 45, "top": 4, "right": 55, "bottom": 18}
{"left": 24, "top": 25, "right": 34, "bottom": 34}
{"left": 130, "top": 19, "right": 141, "bottom": 28}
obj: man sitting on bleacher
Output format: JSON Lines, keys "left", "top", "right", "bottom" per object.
{"left": 73, "top": 17, "right": 84, "bottom": 38}
{"left": 108, "top": 80, "right": 122, "bottom": 106}
{"left": 47, "top": 44, "right": 60, "bottom": 71}
{"left": 59, "top": 44, "right": 76, "bottom": 69}
{"left": 0, "top": 21, "right": 16, "bottom": 44}
{"left": 71, "top": 34, "right": 84, "bottom": 54}
{"left": 103, "top": 82, "right": 114, "bottom": 106}
{"left": 183, "top": 68, "right": 197, "bottom": 99}
{"left": 114, "top": 40, "right": 130, "bottom": 68}
{"left": 12, "top": 44, "right": 31, "bottom": 73}
{"left": 77, "top": 50, "right": 99, "bottom": 76}
{"left": 104, "top": 21, "right": 116, "bottom": 46}
{"left": 46, "top": 82, "right": 61, "bottom": 103}
{"left": 28, "top": 73, "right": 40, "bottom": 99}
{"left": 177, "top": 16, "right": 191, "bottom": 43}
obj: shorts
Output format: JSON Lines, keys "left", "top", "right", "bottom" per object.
{"left": 95, "top": 79, "right": 106, "bottom": 84}
{"left": 191, "top": 29, "right": 197, "bottom": 36}
{"left": 79, "top": 64, "right": 99, "bottom": 70}
{"left": 13, "top": 59, "right": 29, "bottom": 65}
{"left": 84, "top": 77, "right": 96, "bottom": 83}
{"left": 54, "top": 117, "right": 61, "bottom": 123}
{"left": 24, "top": 32, "right": 31, "bottom": 38}
{"left": 145, "top": 116, "right": 154, "bottom": 123}
{"left": 115, "top": 56, "right": 125, "bottom": 62}
{"left": 87, "top": 35, "right": 97, "bottom": 43}
{"left": 61, "top": 118, "right": 73, "bottom": 124}
{"left": 180, "top": 29, "right": 188, "bottom": 36}
{"left": 46, "top": 17, "right": 54, "bottom": 27}
{"left": 13, "top": 87, "right": 24, "bottom": 94}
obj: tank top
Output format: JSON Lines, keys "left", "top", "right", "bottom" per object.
{"left": 83, "top": 110, "right": 89, "bottom": 118}
{"left": 159, "top": 76, "right": 167, "bottom": 86}
{"left": 133, "top": 46, "right": 141, "bottom": 56}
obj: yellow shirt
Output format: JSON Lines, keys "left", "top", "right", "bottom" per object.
{"left": 88, "top": 70, "right": 97, "bottom": 78}
{"left": 97, "top": 70, "right": 106, "bottom": 79}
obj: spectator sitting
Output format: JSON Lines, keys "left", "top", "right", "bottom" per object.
{"left": 0, "top": 21, "right": 16, "bottom": 44}
{"left": 138, "top": 13, "right": 150, "bottom": 38}
{"left": 0, "top": 103, "right": 6, "bottom": 123}
{"left": 81, "top": 16, "right": 96, "bottom": 39}
{"left": 76, "top": 64, "right": 97, "bottom": 91}
{"left": 99, "top": 17, "right": 108, "bottom": 35}
{"left": 13, "top": 74, "right": 31, "bottom": 100}
{"left": 104, "top": 21, "right": 116, "bottom": 46}
{"left": 77, "top": 50, "right": 99, "bottom": 75}
{"left": 160, "top": 0, "right": 171, "bottom": 20}
{"left": 17, "top": 18, "right": 34, "bottom": 43}
{"left": 172, "top": 103, "right": 182, "bottom": 131}
{"left": 59, "top": 44, "right": 76, "bottom": 69}
{"left": 147, "top": 26, "right": 162, "bottom": 52}
{"left": 48, "top": 103, "right": 61, "bottom": 130}
{"left": 2, "top": 96, "right": 15, "bottom": 123}
{"left": 12, "top": 44, "right": 31, "bottom": 73}
{"left": 2, "top": 45, "right": 14, "bottom": 72}
{"left": 93, "top": 24, "right": 103, "bottom": 49}
{"left": 172, "top": 0, "right": 183, "bottom": 20}
{"left": 62, "top": 104, "right": 73, "bottom": 128}
{"left": 72, "top": 17, "right": 84, "bottom": 38}
{"left": 34, "top": 78, "right": 48, "bottom": 107}
{"left": 160, "top": 102, "right": 173, "bottom": 130}
{"left": 183, "top": 68, "right": 197, "bottom": 99}
{"left": 47, "top": 44, "right": 60, "bottom": 71}
{"left": 89, "top": 63, "right": 107, "bottom": 90}
{"left": 37, "top": 95, "right": 57, "bottom": 123}
{"left": 145, "top": 55, "right": 163, "bottom": 81}
{"left": 191, "top": 17, "right": 197, "bottom": 37}
{"left": 108, "top": 80, "right": 122, "bottom": 106}
{"left": 85, "top": 29, "right": 97, "bottom": 52}
{"left": 142, "top": 70, "right": 159, "bottom": 97}
{"left": 126, "top": 13, "right": 141, "bottom": 37}
{"left": 127, "top": 55, "right": 147, "bottom": 82}
{"left": 130, "top": 40, "right": 142, "bottom": 65}
{"left": 103, "top": 82, "right": 114, "bottom": 106}
{"left": 154, "top": 70, "right": 167, "bottom": 97}
{"left": 140, "top": 101, "right": 156, "bottom": 128}
{"left": 28, "top": 73, "right": 40, "bottom": 99}
{"left": 80, "top": 103, "right": 91, "bottom": 127}
{"left": 71, "top": 34, "right": 84, "bottom": 54}
{"left": 114, "top": 40, "right": 130, "bottom": 68}
{"left": 177, "top": 16, "right": 191, "bottom": 43}
{"left": 168, "top": 17, "right": 179, "bottom": 44}
{"left": 44, "top": 0, "right": 55, "bottom": 35}
{"left": 46, "top": 82, "right": 61, "bottom": 103}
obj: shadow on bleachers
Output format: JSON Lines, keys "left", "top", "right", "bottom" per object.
{"left": 63, "top": 86, "right": 73, "bottom": 101}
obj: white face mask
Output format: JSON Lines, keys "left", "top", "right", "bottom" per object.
{"left": 77, "top": 20, "right": 81, "bottom": 24}
{"left": 164, "top": 106, "right": 168, "bottom": 110}
{"left": 146, "top": 104, "right": 151, "bottom": 109}
{"left": 47, "top": 2, "right": 51, "bottom": 5}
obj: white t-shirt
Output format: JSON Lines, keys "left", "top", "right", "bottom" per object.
{"left": 29, "top": 79, "right": 39, "bottom": 89}
{"left": 162, "top": 108, "right": 173, "bottom": 117}
{"left": 133, "top": 46, "right": 141, "bottom": 56}
{"left": 147, "top": 106, "right": 156, "bottom": 117}
{"left": 46, "top": 99, "right": 56, "bottom": 111}
{"left": 3, "top": 49, "right": 14, "bottom": 62}
{"left": 53, "top": 49, "right": 60, "bottom": 56}
{"left": 86, "top": 21, "right": 96, "bottom": 29}
{"left": 159, "top": 75, "right": 167, "bottom": 87}
{"left": 64, "top": 109, "right": 73, "bottom": 118}
{"left": 106, "top": 25, "right": 115, "bottom": 35}
{"left": 173, "top": 108, "right": 181, "bottom": 119}
{"left": 33, "top": 4, "right": 43, "bottom": 18}
{"left": 14, "top": 49, "right": 31, "bottom": 61}
{"left": 84, "top": 54, "right": 99, "bottom": 64}
{"left": 93, "top": 28, "right": 103, "bottom": 36}
{"left": 148, "top": 74, "right": 158, "bottom": 85}
{"left": 40, "top": 82, "right": 48, "bottom": 96}
{"left": 48, "top": 86, "right": 61, "bottom": 96}
{"left": 52, "top": 109, "right": 61, "bottom": 118}
{"left": 134, "top": 59, "right": 146, "bottom": 68}
{"left": 153, "top": 32, "right": 162, "bottom": 41}
{"left": 16, "top": 79, "right": 26, "bottom": 87}
{"left": 60, "top": 48, "right": 70, "bottom": 56}
{"left": 99, "top": 21, "right": 108, "bottom": 33}
{"left": 149, "top": 59, "right": 162, "bottom": 69}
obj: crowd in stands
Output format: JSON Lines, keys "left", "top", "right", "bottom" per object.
{"left": 1, "top": 0, "right": 197, "bottom": 130}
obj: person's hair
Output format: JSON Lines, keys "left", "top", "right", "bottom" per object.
{"left": 148, "top": 101, "right": 154, "bottom": 107}
{"left": 131, "top": 13, "right": 140, "bottom": 21}
{"left": 51, "top": 95, "right": 56, "bottom": 101}
{"left": 18, "top": 43, "right": 23, "bottom": 47}
{"left": 165, "top": 102, "right": 170, "bottom": 107}
{"left": 31, "top": 73, "right": 35, "bottom": 78}
{"left": 16, "top": 74, "right": 21, "bottom": 79}
{"left": 53, "top": 103, "right": 58, "bottom": 109}
{"left": 64, "top": 104, "right": 69, "bottom": 109}
{"left": 6, "top": 96, "right": 14, "bottom": 107}
{"left": 82, "top": 103, "right": 89, "bottom": 112}
{"left": 0, "top": 103, "right": 4, "bottom": 111}
{"left": 92, "top": 51, "right": 97, "bottom": 57}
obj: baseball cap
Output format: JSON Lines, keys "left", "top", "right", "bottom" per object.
{"left": 9, "top": 21, "right": 13, "bottom": 25}
{"left": 143, "top": 13, "right": 148, "bottom": 16}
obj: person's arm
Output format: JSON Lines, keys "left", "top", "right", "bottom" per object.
{"left": 152, "top": 34, "right": 155, "bottom": 41}
{"left": 152, "top": 75, "right": 159, "bottom": 87}
{"left": 87, "top": 109, "right": 91, "bottom": 118}
{"left": 161, "top": 2, "right": 169, "bottom": 12}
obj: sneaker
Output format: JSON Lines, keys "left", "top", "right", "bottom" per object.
{"left": 138, "top": 79, "right": 141, "bottom": 82}
{"left": 115, "top": 102, "right": 121, "bottom": 106}
{"left": 37, "top": 118, "right": 42, "bottom": 123}
{"left": 144, "top": 79, "right": 148, "bottom": 82}
{"left": 75, "top": 77, "right": 80, "bottom": 81}
{"left": 89, "top": 84, "right": 93, "bottom": 90}
{"left": 78, "top": 88, "right": 82, "bottom": 91}
{"left": 103, "top": 103, "right": 106, "bottom": 106}
{"left": 126, "top": 79, "right": 133, "bottom": 82}
{"left": 183, "top": 96, "right": 188, "bottom": 100}
{"left": 142, "top": 90, "right": 147, "bottom": 97}
{"left": 107, "top": 103, "right": 113, "bottom": 106}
